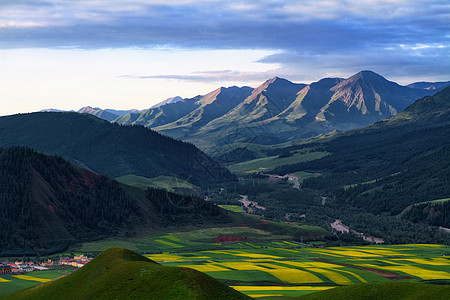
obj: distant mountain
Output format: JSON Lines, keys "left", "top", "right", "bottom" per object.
{"left": 0, "top": 112, "right": 235, "bottom": 187}
{"left": 113, "top": 95, "right": 201, "bottom": 128}
{"left": 313, "top": 71, "right": 431, "bottom": 129}
{"left": 155, "top": 86, "right": 254, "bottom": 140}
{"left": 150, "top": 96, "right": 183, "bottom": 108}
{"left": 78, "top": 106, "right": 120, "bottom": 122}
{"left": 40, "top": 108, "right": 69, "bottom": 113}
{"left": 104, "top": 108, "right": 141, "bottom": 115}
{"left": 4, "top": 248, "right": 250, "bottom": 300}
{"left": 407, "top": 81, "right": 450, "bottom": 91}
{"left": 114, "top": 71, "right": 440, "bottom": 153}
{"left": 0, "top": 147, "right": 230, "bottom": 255}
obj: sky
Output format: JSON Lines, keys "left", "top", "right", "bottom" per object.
{"left": 1, "top": 0, "right": 449, "bottom": 116}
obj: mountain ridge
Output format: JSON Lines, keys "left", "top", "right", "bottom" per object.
{"left": 113, "top": 71, "right": 447, "bottom": 152}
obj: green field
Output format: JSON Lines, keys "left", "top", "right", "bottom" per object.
{"left": 115, "top": 174, "right": 200, "bottom": 193}
{"left": 227, "top": 151, "right": 329, "bottom": 174}
{"left": 219, "top": 205, "right": 245, "bottom": 212}
{"left": 0, "top": 269, "right": 74, "bottom": 296}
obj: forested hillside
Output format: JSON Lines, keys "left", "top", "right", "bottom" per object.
{"left": 0, "top": 147, "right": 230, "bottom": 255}
{"left": 0, "top": 112, "right": 234, "bottom": 187}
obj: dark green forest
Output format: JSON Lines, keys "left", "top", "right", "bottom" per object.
{"left": 0, "top": 147, "right": 230, "bottom": 256}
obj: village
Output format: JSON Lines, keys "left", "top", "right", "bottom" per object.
{"left": 0, "top": 254, "right": 92, "bottom": 274}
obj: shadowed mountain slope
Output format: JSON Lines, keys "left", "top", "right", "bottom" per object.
{"left": 0, "top": 112, "right": 234, "bottom": 187}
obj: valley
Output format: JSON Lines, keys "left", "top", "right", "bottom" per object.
{"left": 1, "top": 76, "right": 449, "bottom": 299}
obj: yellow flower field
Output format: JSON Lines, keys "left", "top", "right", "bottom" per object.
{"left": 181, "top": 264, "right": 230, "bottom": 272}
{"left": 12, "top": 275, "right": 52, "bottom": 283}
{"left": 263, "top": 267, "right": 323, "bottom": 283}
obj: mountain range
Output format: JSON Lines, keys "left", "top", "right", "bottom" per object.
{"left": 111, "top": 71, "right": 448, "bottom": 153}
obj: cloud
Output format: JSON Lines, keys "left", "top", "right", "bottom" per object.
{"left": 0, "top": 0, "right": 449, "bottom": 82}
{"left": 120, "top": 69, "right": 282, "bottom": 84}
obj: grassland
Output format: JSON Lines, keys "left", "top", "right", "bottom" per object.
{"left": 227, "top": 151, "right": 329, "bottom": 174}
{"left": 219, "top": 205, "right": 245, "bottom": 212}
{"left": 115, "top": 174, "right": 200, "bottom": 193}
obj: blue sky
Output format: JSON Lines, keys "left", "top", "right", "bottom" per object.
{"left": 1, "top": 0, "right": 449, "bottom": 115}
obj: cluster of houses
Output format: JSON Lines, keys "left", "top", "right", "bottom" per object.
{"left": 0, "top": 254, "right": 92, "bottom": 274}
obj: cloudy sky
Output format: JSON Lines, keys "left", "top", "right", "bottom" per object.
{"left": 1, "top": 0, "right": 449, "bottom": 115}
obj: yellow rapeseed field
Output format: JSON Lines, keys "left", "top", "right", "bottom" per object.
{"left": 181, "top": 264, "right": 230, "bottom": 272}
{"left": 0, "top": 277, "right": 11, "bottom": 282}
{"left": 264, "top": 267, "right": 323, "bottom": 283}
{"left": 12, "top": 275, "right": 52, "bottom": 283}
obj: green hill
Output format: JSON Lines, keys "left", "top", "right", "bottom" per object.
{"left": 1, "top": 247, "right": 250, "bottom": 300}
{"left": 296, "top": 282, "right": 450, "bottom": 300}
{"left": 0, "top": 112, "right": 234, "bottom": 187}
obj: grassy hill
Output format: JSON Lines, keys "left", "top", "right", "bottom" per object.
{"left": 2, "top": 247, "right": 250, "bottom": 300}
{"left": 0, "top": 112, "right": 234, "bottom": 187}
{"left": 296, "top": 282, "right": 450, "bottom": 300}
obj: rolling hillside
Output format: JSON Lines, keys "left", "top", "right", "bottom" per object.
{"left": 0, "top": 147, "right": 231, "bottom": 255}
{"left": 2, "top": 247, "right": 250, "bottom": 300}
{"left": 0, "top": 112, "right": 234, "bottom": 187}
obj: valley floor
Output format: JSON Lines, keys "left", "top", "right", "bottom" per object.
{"left": 2, "top": 243, "right": 450, "bottom": 299}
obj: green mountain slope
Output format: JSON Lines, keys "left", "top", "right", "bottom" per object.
{"left": 114, "top": 95, "right": 201, "bottom": 128}
{"left": 155, "top": 86, "right": 253, "bottom": 140}
{"left": 2, "top": 247, "right": 250, "bottom": 300}
{"left": 296, "top": 282, "right": 450, "bottom": 300}
{"left": 0, "top": 147, "right": 230, "bottom": 255}
{"left": 0, "top": 112, "right": 234, "bottom": 187}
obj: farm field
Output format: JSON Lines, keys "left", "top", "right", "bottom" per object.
{"left": 148, "top": 244, "right": 450, "bottom": 299}
{"left": 0, "top": 269, "right": 74, "bottom": 296}
{"left": 1, "top": 244, "right": 449, "bottom": 298}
